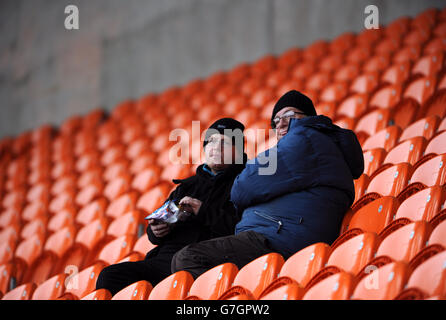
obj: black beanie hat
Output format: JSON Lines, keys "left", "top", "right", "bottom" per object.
{"left": 203, "top": 118, "right": 245, "bottom": 149}
{"left": 271, "top": 90, "right": 317, "bottom": 127}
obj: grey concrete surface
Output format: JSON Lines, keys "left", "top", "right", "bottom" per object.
{"left": 0, "top": 0, "right": 444, "bottom": 138}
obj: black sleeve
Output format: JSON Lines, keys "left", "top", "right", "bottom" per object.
{"left": 145, "top": 183, "right": 184, "bottom": 245}
{"left": 194, "top": 198, "right": 241, "bottom": 238}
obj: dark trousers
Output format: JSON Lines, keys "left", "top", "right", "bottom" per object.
{"left": 96, "top": 246, "right": 176, "bottom": 296}
{"left": 171, "top": 231, "right": 273, "bottom": 279}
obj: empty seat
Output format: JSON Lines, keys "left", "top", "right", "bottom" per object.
{"left": 352, "top": 262, "right": 410, "bottom": 300}
{"left": 411, "top": 52, "right": 444, "bottom": 77}
{"left": 424, "top": 131, "right": 446, "bottom": 157}
{"left": 105, "top": 191, "right": 139, "bottom": 219}
{"left": 136, "top": 183, "right": 171, "bottom": 215}
{"left": 409, "top": 154, "right": 446, "bottom": 188}
{"left": 369, "top": 84, "right": 403, "bottom": 110}
{"left": 383, "top": 137, "right": 427, "bottom": 166}
{"left": 374, "top": 221, "right": 432, "bottom": 263}
{"left": 129, "top": 235, "right": 157, "bottom": 259}
{"left": 399, "top": 116, "right": 440, "bottom": 142}
{"left": 106, "top": 210, "right": 145, "bottom": 238}
{"left": 31, "top": 273, "right": 67, "bottom": 300}
{"left": 12, "top": 233, "right": 45, "bottom": 284}
{"left": 96, "top": 234, "right": 137, "bottom": 266}
{"left": 353, "top": 174, "right": 370, "bottom": 203}
{"left": 397, "top": 250, "right": 446, "bottom": 298}
{"left": 111, "top": 280, "right": 153, "bottom": 300}
{"left": 350, "top": 72, "right": 380, "bottom": 94}
{"left": 428, "top": 220, "right": 446, "bottom": 247}
{"left": 336, "top": 93, "right": 369, "bottom": 119}
{"left": 61, "top": 262, "right": 107, "bottom": 299}
{"left": 75, "top": 197, "right": 108, "bottom": 226}
{"left": 306, "top": 232, "right": 379, "bottom": 290}
{"left": 363, "top": 148, "right": 387, "bottom": 177}
{"left": 404, "top": 76, "right": 436, "bottom": 107}
{"left": 61, "top": 217, "right": 109, "bottom": 271}
{"left": 148, "top": 271, "right": 194, "bottom": 300}
{"left": 355, "top": 109, "right": 392, "bottom": 137}
{"left": 348, "top": 196, "right": 400, "bottom": 234}
{"left": 80, "top": 288, "right": 112, "bottom": 300}
{"left": 259, "top": 282, "right": 304, "bottom": 300}
{"left": 217, "top": 253, "right": 284, "bottom": 300}
{"left": 28, "top": 225, "right": 77, "bottom": 284}
{"left": 131, "top": 168, "right": 161, "bottom": 194}
{"left": 0, "top": 263, "right": 15, "bottom": 295}
{"left": 303, "top": 272, "right": 355, "bottom": 300}
{"left": 261, "top": 242, "right": 330, "bottom": 293}
{"left": 381, "top": 61, "right": 411, "bottom": 84}
{"left": 185, "top": 263, "right": 239, "bottom": 300}
{"left": 362, "top": 126, "right": 402, "bottom": 152}
{"left": 392, "top": 186, "right": 445, "bottom": 222}
{"left": 103, "top": 175, "right": 132, "bottom": 201}
{"left": 365, "top": 163, "right": 412, "bottom": 198}
{"left": 1, "top": 282, "right": 36, "bottom": 300}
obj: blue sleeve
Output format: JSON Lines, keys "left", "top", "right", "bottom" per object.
{"left": 230, "top": 131, "right": 316, "bottom": 211}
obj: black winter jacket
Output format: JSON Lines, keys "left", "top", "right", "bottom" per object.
{"left": 144, "top": 159, "right": 246, "bottom": 259}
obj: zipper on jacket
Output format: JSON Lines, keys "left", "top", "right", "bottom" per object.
{"left": 253, "top": 210, "right": 283, "bottom": 233}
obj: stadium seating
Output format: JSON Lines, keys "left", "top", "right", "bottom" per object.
{"left": 1, "top": 6, "right": 445, "bottom": 300}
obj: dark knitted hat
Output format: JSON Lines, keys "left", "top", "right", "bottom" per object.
{"left": 271, "top": 90, "right": 317, "bottom": 127}
{"left": 203, "top": 118, "right": 245, "bottom": 149}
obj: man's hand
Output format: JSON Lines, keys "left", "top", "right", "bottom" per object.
{"left": 148, "top": 219, "right": 171, "bottom": 238}
{"left": 179, "top": 196, "right": 202, "bottom": 215}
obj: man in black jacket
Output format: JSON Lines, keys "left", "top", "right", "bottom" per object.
{"left": 96, "top": 118, "right": 247, "bottom": 295}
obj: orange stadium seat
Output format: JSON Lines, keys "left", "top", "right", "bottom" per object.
{"left": 302, "top": 272, "right": 355, "bottom": 300}
{"left": 428, "top": 220, "right": 446, "bottom": 247}
{"left": 1, "top": 283, "right": 36, "bottom": 300}
{"left": 396, "top": 250, "right": 446, "bottom": 299}
{"left": 95, "top": 234, "right": 137, "bottom": 266}
{"left": 148, "top": 271, "right": 194, "bottom": 300}
{"left": 261, "top": 242, "right": 330, "bottom": 292}
{"left": 362, "top": 126, "right": 402, "bottom": 152}
{"left": 363, "top": 162, "right": 412, "bottom": 199}
{"left": 352, "top": 262, "right": 411, "bottom": 300}
{"left": 348, "top": 196, "right": 400, "bottom": 234}
{"left": 185, "top": 263, "right": 239, "bottom": 300}
{"left": 382, "top": 136, "right": 427, "bottom": 166}
{"left": 392, "top": 186, "right": 446, "bottom": 223}
{"left": 306, "top": 232, "right": 379, "bottom": 289}
{"left": 111, "top": 280, "right": 153, "bottom": 300}
{"left": 424, "top": 131, "right": 446, "bottom": 157}
{"left": 31, "top": 273, "right": 67, "bottom": 300}
{"left": 398, "top": 116, "right": 440, "bottom": 142}
{"left": 60, "top": 262, "right": 107, "bottom": 300}
{"left": 259, "top": 281, "right": 304, "bottom": 300}
{"left": 218, "top": 253, "right": 284, "bottom": 300}
{"left": 363, "top": 148, "right": 387, "bottom": 177}
{"left": 409, "top": 154, "right": 446, "bottom": 188}
{"left": 105, "top": 191, "right": 139, "bottom": 219}
{"left": 80, "top": 288, "right": 112, "bottom": 300}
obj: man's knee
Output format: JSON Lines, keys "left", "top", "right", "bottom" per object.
{"left": 171, "top": 245, "right": 193, "bottom": 274}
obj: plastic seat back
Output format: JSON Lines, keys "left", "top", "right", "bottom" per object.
{"left": 394, "top": 186, "right": 445, "bottom": 222}
{"left": 259, "top": 282, "right": 304, "bottom": 300}
{"left": 229, "top": 253, "right": 285, "bottom": 299}
{"left": 187, "top": 263, "right": 239, "bottom": 300}
{"left": 402, "top": 251, "right": 446, "bottom": 297}
{"left": 399, "top": 116, "right": 440, "bottom": 142}
{"left": 136, "top": 183, "right": 171, "bottom": 214}
{"left": 410, "top": 154, "right": 446, "bottom": 187}
{"left": 2, "top": 283, "right": 36, "bottom": 300}
{"left": 352, "top": 262, "right": 410, "bottom": 300}
{"left": 327, "top": 232, "right": 379, "bottom": 275}
{"left": 97, "top": 234, "right": 136, "bottom": 265}
{"left": 376, "top": 221, "right": 432, "bottom": 262}
{"left": 428, "top": 220, "right": 446, "bottom": 247}
{"left": 302, "top": 272, "right": 354, "bottom": 300}
{"left": 105, "top": 191, "right": 139, "bottom": 219}
{"left": 363, "top": 148, "right": 387, "bottom": 177}
{"left": 362, "top": 126, "right": 402, "bottom": 152}
{"left": 80, "top": 288, "right": 112, "bottom": 300}
{"left": 148, "top": 271, "right": 194, "bottom": 300}
{"left": 112, "top": 280, "right": 153, "bottom": 300}
{"left": 366, "top": 163, "right": 412, "bottom": 197}
{"left": 383, "top": 137, "right": 427, "bottom": 166}
{"left": 355, "top": 109, "right": 392, "bottom": 137}
{"left": 278, "top": 242, "right": 330, "bottom": 288}
{"left": 424, "top": 131, "right": 446, "bottom": 157}
{"left": 63, "top": 262, "right": 107, "bottom": 299}
{"left": 31, "top": 273, "right": 67, "bottom": 300}
{"left": 349, "top": 196, "right": 399, "bottom": 234}
{"left": 106, "top": 210, "right": 144, "bottom": 238}
{"left": 131, "top": 168, "right": 161, "bottom": 194}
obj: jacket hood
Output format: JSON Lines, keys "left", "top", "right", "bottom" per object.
{"left": 289, "top": 116, "right": 364, "bottom": 179}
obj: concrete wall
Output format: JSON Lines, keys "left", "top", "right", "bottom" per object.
{"left": 0, "top": 0, "right": 444, "bottom": 138}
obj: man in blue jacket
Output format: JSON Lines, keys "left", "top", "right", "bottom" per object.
{"left": 171, "top": 90, "right": 364, "bottom": 279}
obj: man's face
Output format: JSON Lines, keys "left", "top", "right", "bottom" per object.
{"left": 204, "top": 133, "right": 239, "bottom": 171}
{"left": 273, "top": 107, "right": 306, "bottom": 140}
